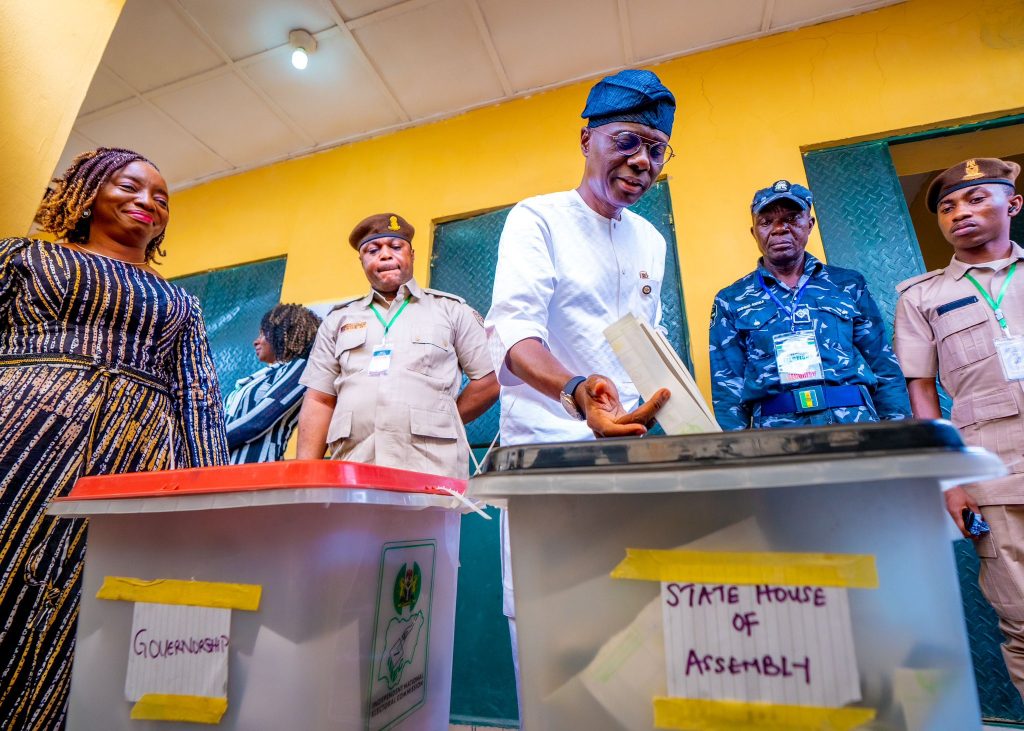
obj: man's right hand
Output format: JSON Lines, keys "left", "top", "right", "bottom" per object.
{"left": 577, "top": 374, "right": 670, "bottom": 438}
{"left": 945, "top": 485, "right": 982, "bottom": 539}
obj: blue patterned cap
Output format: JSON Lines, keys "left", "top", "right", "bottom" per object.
{"left": 751, "top": 180, "right": 813, "bottom": 213}
{"left": 582, "top": 69, "right": 676, "bottom": 137}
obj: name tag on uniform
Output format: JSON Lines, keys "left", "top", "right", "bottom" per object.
{"left": 995, "top": 336, "right": 1024, "bottom": 381}
{"left": 368, "top": 343, "right": 393, "bottom": 376}
{"left": 773, "top": 331, "right": 824, "bottom": 385}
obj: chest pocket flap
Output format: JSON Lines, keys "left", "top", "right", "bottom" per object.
{"left": 335, "top": 325, "right": 367, "bottom": 356}
{"left": 410, "top": 406, "right": 458, "bottom": 440}
{"left": 931, "top": 302, "right": 993, "bottom": 371}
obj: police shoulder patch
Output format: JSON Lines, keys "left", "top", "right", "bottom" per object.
{"left": 423, "top": 287, "right": 467, "bottom": 304}
{"left": 895, "top": 269, "right": 943, "bottom": 295}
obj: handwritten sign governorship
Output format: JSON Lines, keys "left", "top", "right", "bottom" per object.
{"left": 661, "top": 582, "right": 861, "bottom": 707}
{"left": 125, "top": 603, "right": 231, "bottom": 702}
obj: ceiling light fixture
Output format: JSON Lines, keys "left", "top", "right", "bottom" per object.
{"left": 289, "top": 29, "right": 317, "bottom": 70}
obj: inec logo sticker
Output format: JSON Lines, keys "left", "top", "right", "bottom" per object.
{"left": 367, "top": 541, "right": 435, "bottom": 731}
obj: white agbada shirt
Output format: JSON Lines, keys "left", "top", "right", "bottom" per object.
{"left": 486, "top": 189, "right": 666, "bottom": 446}
{"left": 485, "top": 189, "right": 667, "bottom": 618}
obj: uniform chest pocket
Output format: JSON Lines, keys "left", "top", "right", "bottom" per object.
{"left": 407, "top": 326, "right": 453, "bottom": 376}
{"left": 931, "top": 303, "right": 994, "bottom": 371}
{"left": 734, "top": 308, "right": 783, "bottom": 362}
{"left": 811, "top": 300, "right": 856, "bottom": 356}
{"left": 333, "top": 326, "right": 368, "bottom": 366}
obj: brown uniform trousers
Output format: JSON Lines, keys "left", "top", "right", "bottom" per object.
{"left": 300, "top": 278, "right": 493, "bottom": 479}
{"left": 895, "top": 244, "right": 1024, "bottom": 699}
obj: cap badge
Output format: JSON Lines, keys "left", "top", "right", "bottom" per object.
{"left": 963, "top": 159, "right": 983, "bottom": 181}
{"left": 388, "top": 215, "right": 401, "bottom": 231}
{"left": 772, "top": 180, "right": 790, "bottom": 192}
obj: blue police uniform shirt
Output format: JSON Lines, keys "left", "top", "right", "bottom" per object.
{"left": 709, "top": 252, "right": 911, "bottom": 430}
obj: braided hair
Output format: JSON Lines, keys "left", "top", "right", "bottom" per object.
{"left": 260, "top": 304, "right": 322, "bottom": 363}
{"left": 36, "top": 147, "right": 167, "bottom": 264}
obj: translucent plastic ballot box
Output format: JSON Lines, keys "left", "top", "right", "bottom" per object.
{"left": 48, "top": 461, "right": 471, "bottom": 731}
{"left": 468, "top": 421, "right": 1006, "bottom": 731}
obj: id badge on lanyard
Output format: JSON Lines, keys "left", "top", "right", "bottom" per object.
{"left": 773, "top": 330, "right": 824, "bottom": 385}
{"left": 965, "top": 263, "right": 1023, "bottom": 381}
{"left": 368, "top": 343, "right": 393, "bottom": 376}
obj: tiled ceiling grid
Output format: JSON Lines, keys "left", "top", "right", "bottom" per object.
{"left": 59, "top": 0, "right": 902, "bottom": 190}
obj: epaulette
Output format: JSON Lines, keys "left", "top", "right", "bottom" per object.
{"left": 422, "top": 287, "right": 466, "bottom": 304}
{"left": 896, "top": 269, "right": 944, "bottom": 295}
{"left": 327, "top": 295, "right": 364, "bottom": 314}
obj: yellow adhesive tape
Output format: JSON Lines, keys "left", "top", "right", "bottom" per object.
{"left": 130, "top": 694, "right": 227, "bottom": 724}
{"left": 97, "top": 576, "right": 261, "bottom": 610}
{"left": 653, "top": 697, "right": 876, "bottom": 730}
{"left": 611, "top": 549, "right": 878, "bottom": 589}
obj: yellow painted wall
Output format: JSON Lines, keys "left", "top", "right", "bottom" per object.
{"left": 165, "top": 0, "right": 1024, "bottom": 395}
{"left": 0, "top": 0, "right": 125, "bottom": 234}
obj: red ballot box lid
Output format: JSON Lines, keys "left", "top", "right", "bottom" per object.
{"left": 55, "top": 460, "right": 466, "bottom": 503}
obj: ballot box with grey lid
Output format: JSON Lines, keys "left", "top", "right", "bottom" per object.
{"left": 469, "top": 421, "right": 1004, "bottom": 730}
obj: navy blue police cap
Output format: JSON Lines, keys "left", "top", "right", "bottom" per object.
{"left": 751, "top": 180, "right": 813, "bottom": 214}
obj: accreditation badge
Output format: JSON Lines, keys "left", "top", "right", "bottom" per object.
{"left": 368, "top": 343, "right": 393, "bottom": 376}
{"left": 773, "top": 331, "right": 824, "bottom": 385}
{"left": 995, "top": 336, "right": 1024, "bottom": 381}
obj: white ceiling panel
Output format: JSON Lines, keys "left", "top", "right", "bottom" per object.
{"left": 79, "top": 68, "right": 135, "bottom": 116}
{"left": 72, "top": 0, "right": 904, "bottom": 189}
{"left": 244, "top": 33, "right": 403, "bottom": 144}
{"left": 101, "top": 0, "right": 224, "bottom": 91}
{"left": 354, "top": 0, "right": 505, "bottom": 119}
{"left": 771, "top": 0, "right": 886, "bottom": 29}
{"left": 75, "top": 102, "right": 231, "bottom": 187}
{"left": 178, "top": 0, "right": 335, "bottom": 61}
{"left": 479, "top": 0, "right": 622, "bottom": 91}
{"left": 628, "top": 0, "right": 766, "bottom": 61}
{"left": 330, "top": 0, "right": 408, "bottom": 21}
{"left": 151, "top": 72, "right": 308, "bottom": 166}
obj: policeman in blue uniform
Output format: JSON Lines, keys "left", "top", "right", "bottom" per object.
{"left": 709, "top": 180, "right": 911, "bottom": 429}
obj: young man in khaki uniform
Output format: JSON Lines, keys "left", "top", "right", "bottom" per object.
{"left": 894, "top": 157, "right": 1024, "bottom": 698}
{"left": 297, "top": 213, "right": 498, "bottom": 479}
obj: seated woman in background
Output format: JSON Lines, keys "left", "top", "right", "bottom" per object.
{"left": 0, "top": 147, "right": 228, "bottom": 728}
{"left": 224, "top": 303, "right": 321, "bottom": 463}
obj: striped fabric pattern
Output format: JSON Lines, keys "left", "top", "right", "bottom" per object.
{"left": 224, "top": 358, "right": 307, "bottom": 464}
{"left": 0, "top": 238, "right": 228, "bottom": 729}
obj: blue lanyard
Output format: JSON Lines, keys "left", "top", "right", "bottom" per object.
{"left": 757, "top": 271, "right": 811, "bottom": 331}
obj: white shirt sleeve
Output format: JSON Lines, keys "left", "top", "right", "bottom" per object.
{"left": 485, "top": 202, "right": 558, "bottom": 386}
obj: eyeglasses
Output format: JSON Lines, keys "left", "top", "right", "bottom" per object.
{"left": 593, "top": 129, "right": 675, "bottom": 165}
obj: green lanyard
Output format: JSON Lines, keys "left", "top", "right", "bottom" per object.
{"left": 964, "top": 261, "right": 1017, "bottom": 337}
{"left": 369, "top": 296, "right": 410, "bottom": 342}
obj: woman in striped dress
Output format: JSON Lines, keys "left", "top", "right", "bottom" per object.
{"left": 224, "top": 303, "right": 321, "bottom": 463}
{"left": 0, "top": 148, "right": 229, "bottom": 729}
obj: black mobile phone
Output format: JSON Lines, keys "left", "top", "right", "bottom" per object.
{"left": 962, "top": 507, "right": 991, "bottom": 537}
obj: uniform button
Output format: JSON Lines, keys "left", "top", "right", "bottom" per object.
{"left": 642, "top": 285, "right": 652, "bottom": 295}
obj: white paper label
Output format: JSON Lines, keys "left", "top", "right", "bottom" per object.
{"left": 125, "top": 602, "right": 231, "bottom": 702}
{"left": 995, "top": 336, "right": 1024, "bottom": 381}
{"left": 661, "top": 582, "right": 861, "bottom": 707}
{"left": 773, "top": 331, "right": 824, "bottom": 385}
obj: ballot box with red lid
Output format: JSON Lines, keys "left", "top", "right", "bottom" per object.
{"left": 48, "top": 460, "right": 470, "bottom": 730}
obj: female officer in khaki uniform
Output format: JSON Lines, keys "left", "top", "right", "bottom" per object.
{"left": 296, "top": 213, "right": 498, "bottom": 479}
{"left": 894, "top": 157, "right": 1024, "bottom": 699}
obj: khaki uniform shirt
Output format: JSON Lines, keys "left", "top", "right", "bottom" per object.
{"left": 894, "top": 242, "right": 1024, "bottom": 504}
{"left": 300, "top": 278, "right": 492, "bottom": 479}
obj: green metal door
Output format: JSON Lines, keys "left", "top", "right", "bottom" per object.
{"left": 805, "top": 143, "right": 1024, "bottom": 723}
{"left": 431, "top": 180, "right": 691, "bottom": 726}
{"left": 172, "top": 257, "right": 287, "bottom": 393}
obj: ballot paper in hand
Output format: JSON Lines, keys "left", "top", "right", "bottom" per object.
{"left": 604, "top": 314, "right": 719, "bottom": 434}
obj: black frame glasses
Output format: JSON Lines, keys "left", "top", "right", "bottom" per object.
{"left": 593, "top": 129, "right": 674, "bottom": 165}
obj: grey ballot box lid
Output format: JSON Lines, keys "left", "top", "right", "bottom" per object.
{"left": 477, "top": 419, "right": 967, "bottom": 475}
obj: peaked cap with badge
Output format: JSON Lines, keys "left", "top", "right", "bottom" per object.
{"left": 926, "top": 157, "right": 1020, "bottom": 213}
{"left": 349, "top": 213, "right": 415, "bottom": 251}
{"left": 751, "top": 180, "right": 813, "bottom": 214}
{"left": 581, "top": 69, "right": 676, "bottom": 137}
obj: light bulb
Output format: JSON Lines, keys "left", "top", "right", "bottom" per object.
{"left": 291, "top": 47, "right": 308, "bottom": 70}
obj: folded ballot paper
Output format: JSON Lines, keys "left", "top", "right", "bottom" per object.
{"left": 604, "top": 314, "right": 720, "bottom": 434}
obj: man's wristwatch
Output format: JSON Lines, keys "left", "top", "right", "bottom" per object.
{"left": 560, "top": 375, "right": 587, "bottom": 420}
